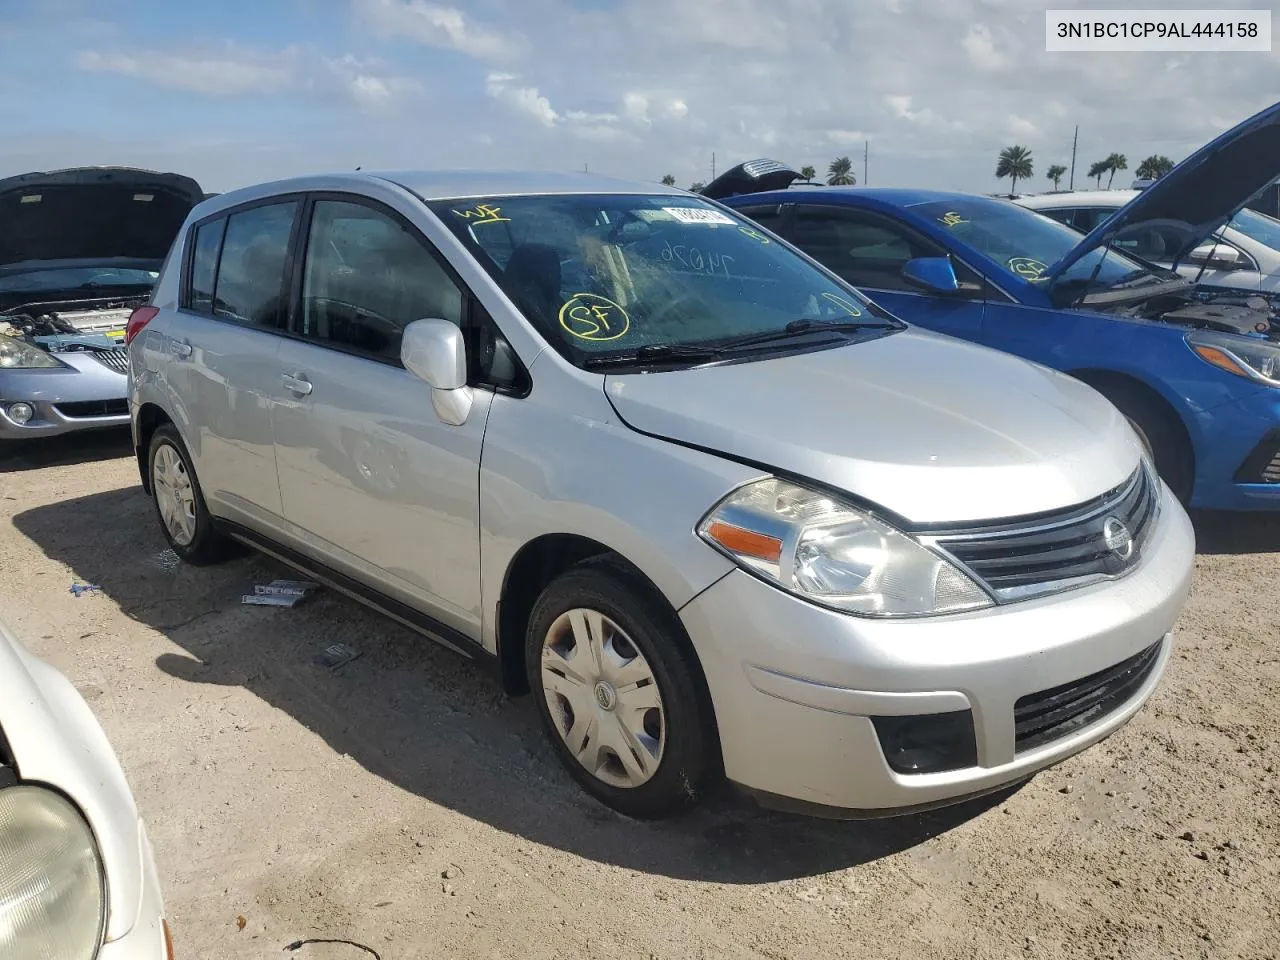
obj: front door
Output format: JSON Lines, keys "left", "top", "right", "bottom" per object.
{"left": 786, "top": 203, "right": 988, "bottom": 342}
{"left": 271, "top": 195, "right": 492, "bottom": 636}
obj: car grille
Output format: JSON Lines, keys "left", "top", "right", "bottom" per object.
{"left": 55, "top": 399, "right": 129, "bottom": 419}
{"left": 1234, "top": 427, "right": 1280, "bottom": 484}
{"left": 1014, "top": 641, "right": 1163, "bottom": 754}
{"left": 925, "top": 464, "right": 1159, "bottom": 601}
{"left": 91, "top": 349, "right": 130, "bottom": 374}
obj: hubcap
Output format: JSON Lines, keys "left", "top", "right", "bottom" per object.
{"left": 152, "top": 443, "right": 197, "bottom": 547}
{"left": 540, "top": 608, "right": 665, "bottom": 789}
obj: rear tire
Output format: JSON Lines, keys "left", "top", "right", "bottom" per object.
{"left": 1096, "top": 384, "right": 1193, "bottom": 504}
{"left": 526, "top": 560, "right": 717, "bottom": 818}
{"left": 147, "top": 424, "right": 236, "bottom": 565}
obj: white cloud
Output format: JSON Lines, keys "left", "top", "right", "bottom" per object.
{"left": 357, "top": 0, "right": 514, "bottom": 60}
{"left": 962, "top": 25, "right": 1008, "bottom": 71}
{"left": 325, "top": 54, "right": 421, "bottom": 109}
{"left": 486, "top": 73, "right": 557, "bottom": 126}
{"left": 74, "top": 46, "right": 294, "bottom": 96}
{"left": 827, "top": 129, "right": 869, "bottom": 146}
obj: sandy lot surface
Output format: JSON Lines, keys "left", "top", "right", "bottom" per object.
{"left": 1, "top": 429, "right": 1278, "bottom": 960}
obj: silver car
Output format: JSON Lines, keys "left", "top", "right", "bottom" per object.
{"left": 127, "top": 171, "right": 1195, "bottom": 819}
{"left": 0, "top": 166, "right": 202, "bottom": 442}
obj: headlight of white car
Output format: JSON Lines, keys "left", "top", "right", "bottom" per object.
{"left": 1187, "top": 329, "right": 1280, "bottom": 386}
{"left": 0, "top": 336, "right": 63, "bottom": 369}
{"left": 0, "top": 786, "right": 106, "bottom": 960}
{"left": 698, "top": 478, "right": 993, "bottom": 617}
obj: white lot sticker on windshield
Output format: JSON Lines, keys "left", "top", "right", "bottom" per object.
{"left": 662, "top": 207, "right": 736, "bottom": 225}
{"left": 1008, "top": 257, "right": 1048, "bottom": 279}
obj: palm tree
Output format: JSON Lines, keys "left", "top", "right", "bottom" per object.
{"left": 995, "top": 145, "right": 1033, "bottom": 195}
{"left": 800, "top": 165, "right": 816, "bottom": 183}
{"left": 1136, "top": 154, "right": 1175, "bottom": 180}
{"left": 689, "top": 181, "right": 705, "bottom": 193}
{"left": 1088, "top": 160, "right": 1108, "bottom": 188}
{"left": 1046, "top": 164, "right": 1067, "bottom": 191}
{"left": 1105, "top": 152, "right": 1128, "bottom": 189}
{"left": 827, "top": 157, "right": 856, "bottom": 186}
{"left": 660, "top": 174, "right": 676, "bottom": 186}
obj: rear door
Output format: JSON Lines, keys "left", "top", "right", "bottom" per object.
{"left": 270, "top": 193, "right": 495, "bottom": 636}
{"left": 784, "top": 203, "right": 988, "bottom": 342}
{"left": 170, "top": 197, "right": 300, "bottom": 534}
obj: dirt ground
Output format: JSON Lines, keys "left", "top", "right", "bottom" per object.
{"left": 1, "top": 430, "right": 1278, "bottom": 960}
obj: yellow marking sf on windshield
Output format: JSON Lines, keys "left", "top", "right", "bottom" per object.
{"left": 821, "top": 292, "right": 863, "bottom": 316}
{"left": 559, "top": 293, "right": 632, "bottom": 342}
{"left": 1008, "top": 257, "right": 1048, "bottom": 279}
{"left": 738, "top": 226, "right": 770, "bottom": 244}
{"left": 451, "top": 203, "right": 510, "bottom": 225}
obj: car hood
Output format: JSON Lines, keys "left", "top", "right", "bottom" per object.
{"left": 1048, "top": 99, "right": 1280, "bottom": 288}
{"left": 0, "top": 166, "right": 203, "bottom": 266}
{"left": 604, "top": 330, "right": 1141, "bottom": 525}
{"left": 0, "top": 615, "right": 145, "bottom": 942}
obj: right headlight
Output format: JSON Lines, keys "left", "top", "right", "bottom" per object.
{"left": 697, "top": 478, "right": 993, "bottom": 617}
{"left": 0, "top": 335, "right": 63, "bottom": 369}
{"left": 1187, "top": 329, "right": 1280, "bottom": 386}
{"left": 0, "top": 786, "right": 106, "bottom": 960}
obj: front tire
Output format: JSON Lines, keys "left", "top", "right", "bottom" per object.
{"left": 147, "top": 424, "right": 234, "bottom": 565}
{"left": 1098, "top": 384, "right": 1193, "bottom": 505}
{"left": 526, "top": 560, "right": 717, "bottom": 818}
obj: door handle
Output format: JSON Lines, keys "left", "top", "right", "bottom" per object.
{"left": 171, "top": 339, "right": 192, "bottom": 359}
{"left": 281, "top": 372, "right": 313, "bottom": 396}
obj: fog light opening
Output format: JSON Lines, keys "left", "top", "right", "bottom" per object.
{"left": 7, "top": 402, "right": 34, "bottom": 425}
{"left": 871, "top": 710, "right": 978, "bottom": 775}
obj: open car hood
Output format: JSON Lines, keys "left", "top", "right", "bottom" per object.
{"left": 0, "top": 166, "right": 204, "bottom": 267}
{"left": 1047, "top": 99, "right": 1280, "bottom": 288}
{"left": 698, "top": 159, "right": 803, "bottom": 201}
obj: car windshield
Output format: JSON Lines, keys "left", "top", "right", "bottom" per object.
{"left": 429, "top": 193, "right": 896, "bottom": 365}
{"left": 1227, "top": 208, "right": 1280, "bottom": 252}
{"left": 0, "top": 264, "right": 160, "bottom": 295}
{"left": 909, "top": 198, "right": 1163, "bottom": 293}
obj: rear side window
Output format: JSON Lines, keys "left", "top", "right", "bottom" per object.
{"left": 189, "top": 219, "right": 225, "bottom": 312}
{"left": 211, "top": 201, "right": 297, "bottom": 329}
{"left": 299, "top": 199, "right": 463, "bottom": 361}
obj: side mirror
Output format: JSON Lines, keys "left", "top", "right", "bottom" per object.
{"left": 1187, "top": 244, "right": 1244, "bottom": 269}
{"left": 401, "top": 318, "right": 473, "bottom": 426}
{"left": 902, "top": 256, "right": 961, "bottom": 294}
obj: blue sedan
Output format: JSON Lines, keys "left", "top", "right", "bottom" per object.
{"left": 709, "top": 105, "right": 1280, "bottom": 512}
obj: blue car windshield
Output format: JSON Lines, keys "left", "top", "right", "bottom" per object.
{"left": 1227, "top": 208, "right": 1280, "bottom": 252}
{"left": 909, "top": 198, "right": 1163, "bottom": 292}
{"left": 430, "top": 193, "right": 894, "bottom": 363}
{"left": 0, "top": 264, "right": 160, "bottom": 294}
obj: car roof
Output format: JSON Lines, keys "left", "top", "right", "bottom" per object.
{"left": 724, "top": 186, "right": 1000, "bottom": 209}
{"left": 199, "top": 170, "right": 688, "bottom": 210}
{"left": 1018, "top": 190, "right": 1139, "bottom": 209}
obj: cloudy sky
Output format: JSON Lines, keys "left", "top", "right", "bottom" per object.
{"left": 1, "top": 0, "right": 1275, "bottom": 194}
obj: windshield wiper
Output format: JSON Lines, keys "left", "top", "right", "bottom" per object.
{"left": 581, "top": 342, "right": 725, "bottom": 369}
{"left": 713, "top": 317, "right": 895, "bottom": 352}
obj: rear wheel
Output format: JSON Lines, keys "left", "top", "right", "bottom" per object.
{"left": 526, "top": 561, "right": 716, "bottom": 818}
{"left": 1096, "top": 383, "right": 1193, "bottom": 504}
{"left": 148, "top": 424, "right": 235, "bottom": 565}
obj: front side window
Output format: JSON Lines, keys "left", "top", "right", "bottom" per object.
{"left": 300, "top": 200, "right": 463, "bottom": 360}
{"left": 212, "top": 201, "right": 297, "bottom": 329}
{"left": 911, "top": 198, "right": 1164, "bottom": 294}
{"left": 430, "top": 194, "right": 895, "bottom": 367}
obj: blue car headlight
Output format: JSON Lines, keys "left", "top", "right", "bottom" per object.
{"left": 1187, "top": 329, "right": 1280, "bottom": 386}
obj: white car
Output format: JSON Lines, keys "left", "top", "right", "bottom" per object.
{"left": 1017, "top": 189, "right": 1280, "bottom": 295}
{"left": 0, "top": 615, "right": 171, "bottom": 959}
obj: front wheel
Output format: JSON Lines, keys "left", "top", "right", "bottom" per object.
{"left": 1098, "top": 385, "right": 1194, "bottom": 505}
{"left": 526, "top": 561, "right": 717, "bottom": 818}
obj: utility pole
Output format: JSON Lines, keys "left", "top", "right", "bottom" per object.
{"left": 864, "top": 140, "right": 868, "bottom": 186}
{"left": 711, "top": 152, "right": 716, "bottom": 181}
{"left": 1068, "top": 125, "right": 1078, "bottom": 191}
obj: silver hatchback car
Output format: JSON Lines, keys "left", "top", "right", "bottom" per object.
{"left": 127, "top": 171, "right": 1195, "bottom": 819}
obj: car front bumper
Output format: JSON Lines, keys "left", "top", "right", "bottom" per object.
{"left": 1189, "top": 384, "right": 1280, "bottom": 510}
{"left": 99, "top": 823, "right": 171, "bottom": 960}
{"left": 0, "top": 355, "right": 129, "bottom": 439}
{"left": 679, "top": 482, "right": 1195, "bottom": 816}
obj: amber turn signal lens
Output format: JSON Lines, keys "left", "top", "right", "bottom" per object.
{"left": 1192, "top": 344, "right": 1246, "bottom": 378}
{"left": 704, "top": 520, "right": 783, "bottom": 563}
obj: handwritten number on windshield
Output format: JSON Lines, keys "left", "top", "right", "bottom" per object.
{"left": 660, "top": 240, "right": 735, "bottom": 278}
